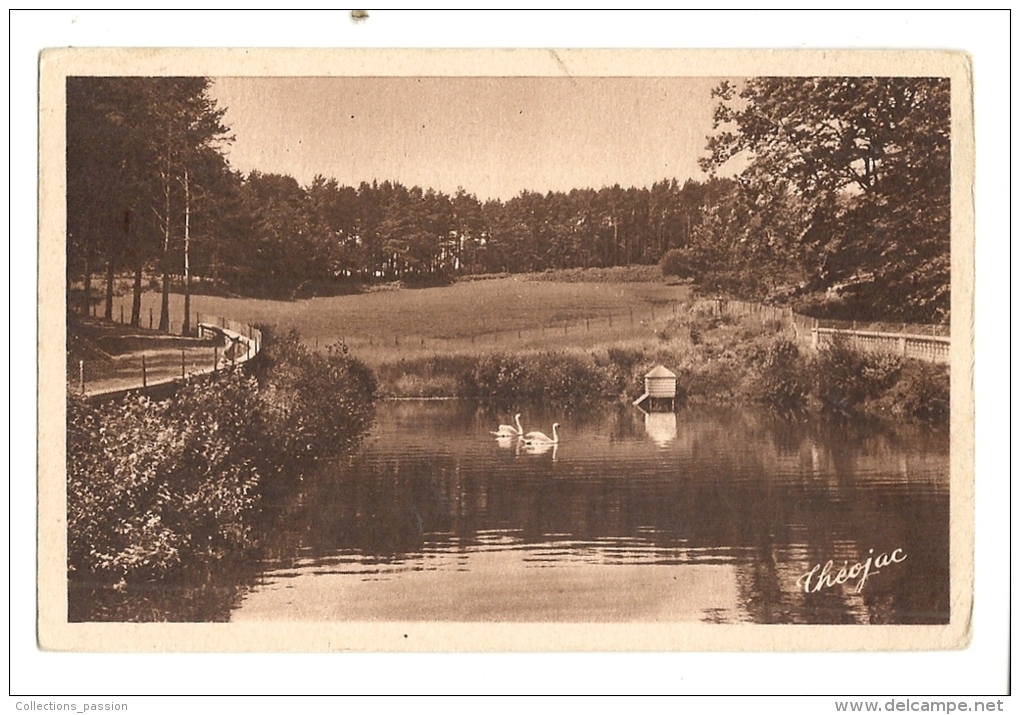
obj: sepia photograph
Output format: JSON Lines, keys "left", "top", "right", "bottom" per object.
{"left": 37, "top": 47, "right": 974, "bottom": 655}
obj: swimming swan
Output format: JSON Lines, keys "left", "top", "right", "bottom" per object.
{"left": 523, "top": 422, "right": 559, "bottom": 445}
{"left": 492, "top": 413, "right": 524, "bottom": 437}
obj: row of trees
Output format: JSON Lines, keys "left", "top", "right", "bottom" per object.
{"left": 66, "top": 75, "right": 727, "bottom": 310}
{"left": 205, "top": 173, "right": 732, "bottom": 294}
{"left": 67, "top": 76, "right": 951, "bottom": 325}
{"left": 67, "top": 76, "right": 231, "bottom": 332}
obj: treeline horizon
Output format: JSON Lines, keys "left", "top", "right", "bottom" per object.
{"left": 186, "top": 171, "right": 733, "bottom": 289}
{"left": 67, "top": 76, "right": 951, "bottom": 326}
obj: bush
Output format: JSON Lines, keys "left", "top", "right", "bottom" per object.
{"left": 660, "top": 248, "right": 692, "bottom": 279}
{"left": 589, "top": 346, "right": 648, "bottom": 398}
{"left": 688, "top": 322, "right": 703, "bottom": 345}
{"left": 377, "top": 354, "right": 478, "bottom": 398}
{"left": 67, "top": 377, "right": 263, "bottom": 583}
{"left": 460, "top": 351, "right": 615, "bottom": 410}
{"left": 888, "top": 361, "right": 950, "bottom": 423}
{"left": 254, "top": 332, "right": 376, "bottom": 472}
{"left": 811, "top": 334, "right": 903, "bottom": 414}
{"left": 752, "top": 338, "right": 809, "bottom": 410}
{"left": 676, "top": 359, "right": 740, "bottom": 400}
{"left": 67, "top": 329, "right": 378, "bottom": 585}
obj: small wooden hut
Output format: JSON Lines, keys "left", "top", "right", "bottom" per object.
{"left": 632, "top": 365, "right": 678, "bottom": 412}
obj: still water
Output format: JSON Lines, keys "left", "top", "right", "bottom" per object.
{"left": 229, "top": 401, "right": 949, "bottom": 625}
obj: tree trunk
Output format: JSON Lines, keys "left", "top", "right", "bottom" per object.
{"left": 160, "top": 269, "right": 171, "bottom": 332}
{"left": 612, "top": 217, "right": 619, "bottom": 267}
{"left": 131, "top": 259, "right": 142, "bottom": 327}
{"left": 82, "top": 251, "right": 92, "bottom": 316}
{"left": 182, "top": 168, "right": 191, "bottom": 336}
{"left": 104, "top": 256, "right": 115, "bottom": 320}
{"left": 158, "top": 121, "right": 172, "bottom": 332}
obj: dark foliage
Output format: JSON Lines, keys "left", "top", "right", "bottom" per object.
{"left": 810, "top": 335, "right": 903, "bottom": 414}
{"left": 459, "top": 351, "right": 618, "bottom": 411}
{"left": 751, "top": 338, "right": 810, "bottom": 410}
{"left": 66, "top": 331, "right": 376, "bottom": 585}
{"left": 659, "top": 248, "right": 692, "bottom": 280}
{"left": 702, "top": 77, "right": 950, "bottom": 323}
{"left": 885, "top": 361, "right": 950, "bottom": 423}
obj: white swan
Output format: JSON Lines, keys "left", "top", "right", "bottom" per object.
{"left": 492, "top": 413, "right": 524, "bottom": 438}
{"left": 523, "top": 422, "right": 559, "bottom": 445}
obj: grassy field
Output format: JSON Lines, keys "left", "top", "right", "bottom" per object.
{"left": 87, "top": 270, "right": 948, "bottom": 422}
{"left": 106, "top": 272, "right": 694, "bottom": 365}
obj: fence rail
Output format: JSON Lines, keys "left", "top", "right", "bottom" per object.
{"left": 696, "top": 297, "right": 950, "bottom": 364}
{"left": 72, "top": 315, "right": 263, "bottom": 401}
{"left": 812, "top": 327, "right": 950, "bottom": 364}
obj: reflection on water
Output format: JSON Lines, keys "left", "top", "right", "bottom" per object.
{"left": 644, "top": 411, "right": 677, "bottom": 447}
{"left": 232, "top": 401, "right": 949, "bottom": 624}
{"left": 72, "top": 401, "right": 951, "bottom": 624}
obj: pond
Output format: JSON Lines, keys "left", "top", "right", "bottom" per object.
{"left": 228, "top": 400, "right": 950, "bottom": 625}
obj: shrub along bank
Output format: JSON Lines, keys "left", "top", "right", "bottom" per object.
{"left": 66, "top": 330, "right": 376, "bottom": 586}
{"left": 375, "top": 306, "right": 949, "bottom": 424}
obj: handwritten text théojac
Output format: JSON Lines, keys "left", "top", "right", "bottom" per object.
{"left": 795, "top": 548, "right": 907, "bottom": 594}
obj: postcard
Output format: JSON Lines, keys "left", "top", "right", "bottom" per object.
{"left": 38, "top": 48, "right": 974, "bottom": 651}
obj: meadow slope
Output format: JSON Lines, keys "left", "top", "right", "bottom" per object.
{"left": 109, "top": 274, "right": 694, "bottom": 364}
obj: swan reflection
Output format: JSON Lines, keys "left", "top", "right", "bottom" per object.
{"left": 522, "top": 441, "right": 558, "bottom": 460}
{"left": 494, "top": 435, "right": 518, "bottom": 450}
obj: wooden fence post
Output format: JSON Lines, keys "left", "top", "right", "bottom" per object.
{"left": 142, "top": 354, "right": 147, "bottom": 387}
{"left": 79, "top": 360, "right": 85, "bottom": 395}
{"left": 181, "top": 348, "right": 186, "bottom": 378}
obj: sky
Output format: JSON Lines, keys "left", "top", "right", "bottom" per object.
{"left": 208, "top": 76, "right": 727, "bottom": 201}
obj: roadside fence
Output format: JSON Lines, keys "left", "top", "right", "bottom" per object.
{"left": 71, "top": 315, "right": 263, "bottom": 401}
